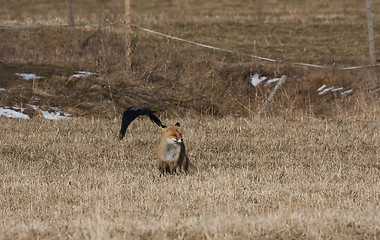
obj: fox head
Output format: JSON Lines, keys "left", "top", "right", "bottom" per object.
{"left": 163, "top": 122, "right": 183, "bottom": 144}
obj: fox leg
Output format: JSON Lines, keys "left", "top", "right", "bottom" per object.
{"left": 169, "top": 162, "right": 177, "bottom": 174}
{"left": 178, "top": 156, "right": 188, "bottom": 174}
{"left": 159, "top": 161, "right": 168, "bottom": 176}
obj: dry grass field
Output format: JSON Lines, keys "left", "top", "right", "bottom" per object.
{"left": 1, "top": 0, "right": 380, "bottom": 118}
{"left": 1, "top": 1, "right": 380, "bottom": 238}
{"left": 1, "top": 116, "right": 379, "bottom": 239}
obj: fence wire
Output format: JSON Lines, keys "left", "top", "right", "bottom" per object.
{"left": 1, "top": 20, "right": 379, "bottom": 71}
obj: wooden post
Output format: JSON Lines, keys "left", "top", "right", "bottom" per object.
{"left": 124, "top": 0, "right": 132, "bottom": 71}
{"left": 366, "top": 0, "right": 376, "bottom": 63}
{"left": 65, "top": 0, "right": 75, "bottom": 26}
{"left": 256, "top": 75, "right": 287, "bottom": 117}
{"left": 65, "top": 0, "right": 77, "bottom": 50}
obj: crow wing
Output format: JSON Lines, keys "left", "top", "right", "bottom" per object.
{"left": 148, "top": 113, "right": 166, "bottom": 129}
{"left": 118, "top": 106, "right": 165, "bottom": 140}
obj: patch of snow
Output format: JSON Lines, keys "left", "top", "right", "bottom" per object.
{"left": 28, "top": 104, "right": 72, "bottom": 120}
{"left": 1, "top": 105, "right": 72, "bottom": 120}
{"left": 250, "top": 74, "right": 288, "bottom": 87}
{"left": 317, "top": 85, "right": 326, "bottom": 92}
{"left": 250, "top": 74, "right": 267, "bottom": 87}
{"left": 318, "top": 87, "right": 335, "bottom": 95}
{"left": 317, "top": 85, "right": 353, "bottom": 96}
{"left": 331, "top": 87, "right": 344, "bottom": 92}
{"left": 341, "top": 89, "right": 353, "bottom": 95}
{"left": 0, "top": 107, "right": 30, "bottom": 119}
{"left": 40, "top": 110, "right": 72, "bottom": 120}
{"left": 15, "top": 73, "right": 42, "bottom": 80}
{"left": 0, "top": 88, "right": 5, "bottom": 92}
{"left": 72, "top": 71, "right": 96, "bottom": 78}
{"left": 264, "top": 77, "right": 281, "bottom": 87}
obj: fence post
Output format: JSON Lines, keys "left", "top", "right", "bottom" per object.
{"left": 256, "top": 75, "right": 287, "bottom": 117}
{"left": 366, "top": 0, "right": 376, "bottom": 63}
{"left": 65, "top": 0, "right": 77, "bottom": 50}
{"left": 124, "top": 0, "right": 132, "bottom": 71}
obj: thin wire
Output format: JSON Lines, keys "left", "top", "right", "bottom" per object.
{"left": 1, "top": 21, "right": 379, "bottom": 70}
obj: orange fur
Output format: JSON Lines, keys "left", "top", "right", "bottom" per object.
{"left": 155, "top": 124, "right": 190, "bottom": 175}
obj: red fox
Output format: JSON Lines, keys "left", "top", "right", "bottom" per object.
{"left": 119, "top": 106, "right": 195, "bottom": 175}
{"left": 156, "top": 122, "right": 194, "bottom": 175}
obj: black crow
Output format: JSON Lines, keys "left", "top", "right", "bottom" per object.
{"left": 118, "top": 106, "right": 166, "bottom": 140}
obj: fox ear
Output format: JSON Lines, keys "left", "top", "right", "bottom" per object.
{"left": 175, "top": 122, "right": 180, "bottom": 127}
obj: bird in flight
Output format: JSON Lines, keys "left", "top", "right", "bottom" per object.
{"left": 118, "top": 106, "right": 166, "bottom": 140}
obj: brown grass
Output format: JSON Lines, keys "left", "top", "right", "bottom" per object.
{"left": 1, "top": 116, "right": 379, "bottom": 239}
{"left": 1, "top": 0, "right": 380, "bottom": 118}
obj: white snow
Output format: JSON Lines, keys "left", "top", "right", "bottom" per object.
{"left": 317, "top": 85, "right": 326, "bottom": 92}
{"left": 331, "top": 87, "right": 344, "bottom": 92}
{"left": 318, "top": 87, "right": 335, "bottom": 95}
{"left": 341, "top": 89, "right": 353, "bottom": 95}
{"left": 317, "top": 85, "right": 353, "bottom": 95}
{"left": 0, "top": 105, "right": 72, "bottom": 120}
{"left": 40, "top": 110, "right": 72, "bottom": 120}
{"left": 0, "top": 88, "right": 5, "bottom": 92}
{"left": 264, "top": 77, "right": 281, "bottom": 87}
{"left": 251, "top": 75, "right": 354, "bottom": 97}
{"left": 15, "top": 73, "right": 42, "bottom": 80}
{"left": 0, "top": 107, "right": 30, "bottom": 119}
{"left": 250, "top": 74, "right": 267, "bottom": 87}
{"left": 72, "top": 71, "right": 96, "bottom": 78}
{"left": 28, "top": 104, "right": 72, "bottom": 120}
{"left": 317, "top": 84, "right": 353, "bottom": 95}
{"left": 250, "top": 74, "right": 286, "bottom": 87}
